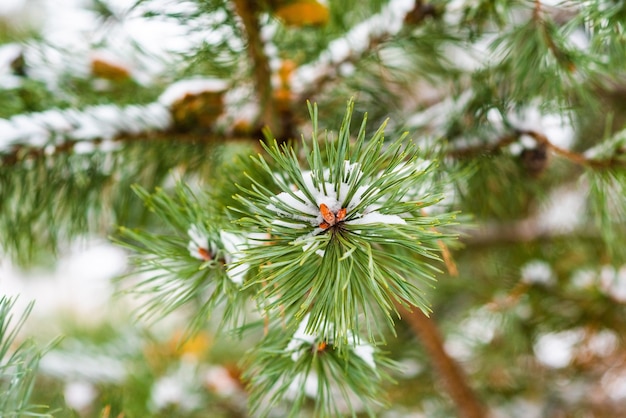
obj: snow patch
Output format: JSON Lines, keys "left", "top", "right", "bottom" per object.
{"left": 158, "top": 78, "right": 229, "bottom": 107}
{"left": 220, "top": 231, "right": 251, "bottom": 286}
{"left": 534, "top": 329, "right": 584, "bottom": 369}
{"left": 286, "top": 314, "right": 376, "bottom": 369}
{"left": 521, "top": 260, "right": 555, "bottom": 286}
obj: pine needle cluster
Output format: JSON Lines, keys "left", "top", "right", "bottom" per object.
{"left": 0, "top": 297, "right": 53, "bottom": 418}
{"left": 114, "top": 100, "right": 456, "bottom": 416}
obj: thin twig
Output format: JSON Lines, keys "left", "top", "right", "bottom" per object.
{"left": 233, "top": 0, "right": 279, "bottom": 135}
{"left": 447, "top": 134, "right": 518, "bottom": 159}
{"left": 458, "top": 218, "right": 598, "bottom": 247}
{"left": 520, "top": 129, "right": 626, "bottom": 168}
{"left": 448, "top": 129, "right": 626, "bottom": 169}
{"left": 422, "top": 209, "right": 458, "bottom": 277}
{"left": 533, "top": 0, "right": 542, "bottom": 21}
{"left": 518, "top": 130, "right": 586, "bottom": 166}
{"left": 0, "top": 130, "right": 262, "bottom": 166}
{"left": 396, "top": 303, "right": 487, "bottom": 418}
{"left": 438, "top": 239, "right": 459, "bottom": 277}
{"left": 533, "top": 0, "right": 576, "bottom": 71}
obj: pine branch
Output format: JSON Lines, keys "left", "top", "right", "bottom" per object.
{"left": 0, "top": 103, "right": 169, "bottom": 162}
{"left": 448, "top": 128, "right": 626, "bottom": 169}
{"left": 460, "top": 216, "right": 596, "bottom": 247}
{"left": 532, "top": 0, "right": 574, "bottom": 71}
{"left": 0, "top": 78, "right": 235, "bottom": 165}
{"left": 7, "top": 1, "right": 626, "bottom": 416}
{"left": 243, "top": 316, "right": 395, "bottom": 418}
{"left": 234, "top": 100, "right": 457, "bottom": 347}
{"left": 396, "top": 304, "right": 486, "bottom": 418}
{"left": 292, "top": 0, "right": 421, "bottom": 101}
{"left": 0, "top": 297, "right": 53, "bottom": 417}
{"left": 114, "top": 183, "right": 255, "bottom": 335}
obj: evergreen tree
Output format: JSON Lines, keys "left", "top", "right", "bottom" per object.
{"left": 2, "top": 0, "right": 626, "bottom": 417}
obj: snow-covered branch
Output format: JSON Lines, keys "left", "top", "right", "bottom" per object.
{"left": 0, "top": 78, "right": 233, "bottom": 157}
{"left": 291, "top": 0, "right": 418, "bottom": 96}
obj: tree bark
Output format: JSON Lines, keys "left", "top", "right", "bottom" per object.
{"left": 397, "top": 304, "right": 487, "bottom": 418}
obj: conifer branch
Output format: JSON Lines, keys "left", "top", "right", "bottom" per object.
{"left": 0, "top": 79, "right": 234, "bottom": 165}
{"left": 460, "top": 216, "right": 594, "bottom": 247}
{"left": 292, "top": 0, "right": 420, "bottom": 100}
{"left": 0, "top": 297, "right": 52, "bottom": 417}
{"left": 532, "top": 0, "right": 575, "bottom": 72}
{"left": 449, "top": 129, "right": 626, "bottom": 169}
{"left": 0, "top": 103, "right": 170, "bottom": 156}
{"left": 396, "top": 304, "right": 486, "bottom": 418}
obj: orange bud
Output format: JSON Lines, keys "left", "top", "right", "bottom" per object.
{"left": 319, "top": 203, "right": 336, "bottom": 226}
{"left": 198, "top": 247, "right": 212, "bottom": 261}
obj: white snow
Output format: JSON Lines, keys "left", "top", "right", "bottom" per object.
{"left": 0, "top": 43, "right": 22, "bottom": 74}
{"left": 520, "top": 260, "right": 555, "bottom": 286}
{"left": 536, "top": 185, "right": 587, "bottom": 234}
{"left": 286, "top": 372, "right": 319, "bottom": 399}
{"left": 291, "top": 0, "right": 416, "bottom": 93}
{"left": 286, "top": 314, "right": 376, "bottom": 369}
{"left": 0, "top": 237, "right": 127, "bottom": 331}
{"left": 158, "top": 78, "right": 229, "bottom": 107}
{"left": 187, "top": 224, "right": 214, "bottom": 260}
{"left": 406, "top": 90, "right": 473, "bottom": 136}
{"left": 220, "top": 231, "right": 250, "bottom": 286}
{"left": 510, "top": 106, "right": 576, "bottom": 150}
{"left": 204, "top": 365, "right": 241, "bottom": 397}
{"left": 599, "top": 265, "right": 626, "bottom": 303}
{"left": 64, "top": 381, "right": 98, "bottom": 411}
{"left": 149, "top": 361, "right": 204, "bottom": 412}
{"left": 286, "top": 314, "right": 318, "bottom": 362}
{"left": 41, "top": 349, "right": 128, "bottom": 383}
{"left": 267, "top": 161, "right": 414, "bottom": 234}
{"left": 352, "top": 340, "right": 376, "bottom": 370}
{"left": 0, "top": 0, "right": 26, "bottom": 15}
{"left": 0, "top": 102, "right": 171, "bottom": 151}
{"left": 272, "top": 219, "right": 308, "bottom": 229}
{"left": 587, "top": 329, "right": 618, "bottom": 357}
{"left": 534, "top": 329, "right": 584, "bottom": 369}
{"left": 268, "top": 190, "right": 320, "bottom": 224}
{"left": 602, "top": 369, "right": 626, "bottom": 401}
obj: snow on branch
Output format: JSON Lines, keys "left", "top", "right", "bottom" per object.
{"left": 0, "top": 78, "right": 231, "bottom": 156}
{"left": 0, "top": 103, "right": 171, "bottom": 154}
{"left": 291, "top": 0, "right": 417, "bottom": 95}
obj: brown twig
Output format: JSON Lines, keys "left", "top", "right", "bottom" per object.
{"left": 447, "top": 134, "right": 518, "bottom": 159}
{"left": 520, "top": 129, "right": 626, "bottom": 168}
{"left": 533, "top": 0, "right": 542, "bottom": 21}
{"left": 438, "top": 239, "right": 459, "bottom": 277}
{"left": 458, "top": 217, "right": 598, "bottom": 247}
{"left": 518, "top": 129, "right": 588, "bottom": 166}
{"left": 421, "top": 209, "right": 459, "bottom": 277}
{"left": 233, "top": 0, "right": 280, "bottom": 136}
{"left": 0, "top": 129, "right": 264, "bottom": 166}
{"left": 396, "top": 303, "right": 487, "bottom": 418}
{"left": 533, "top": 0, "right": 576, "bottom": 71}
{"left": 448, "top": 129, "right": 626, "bottom": 169}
